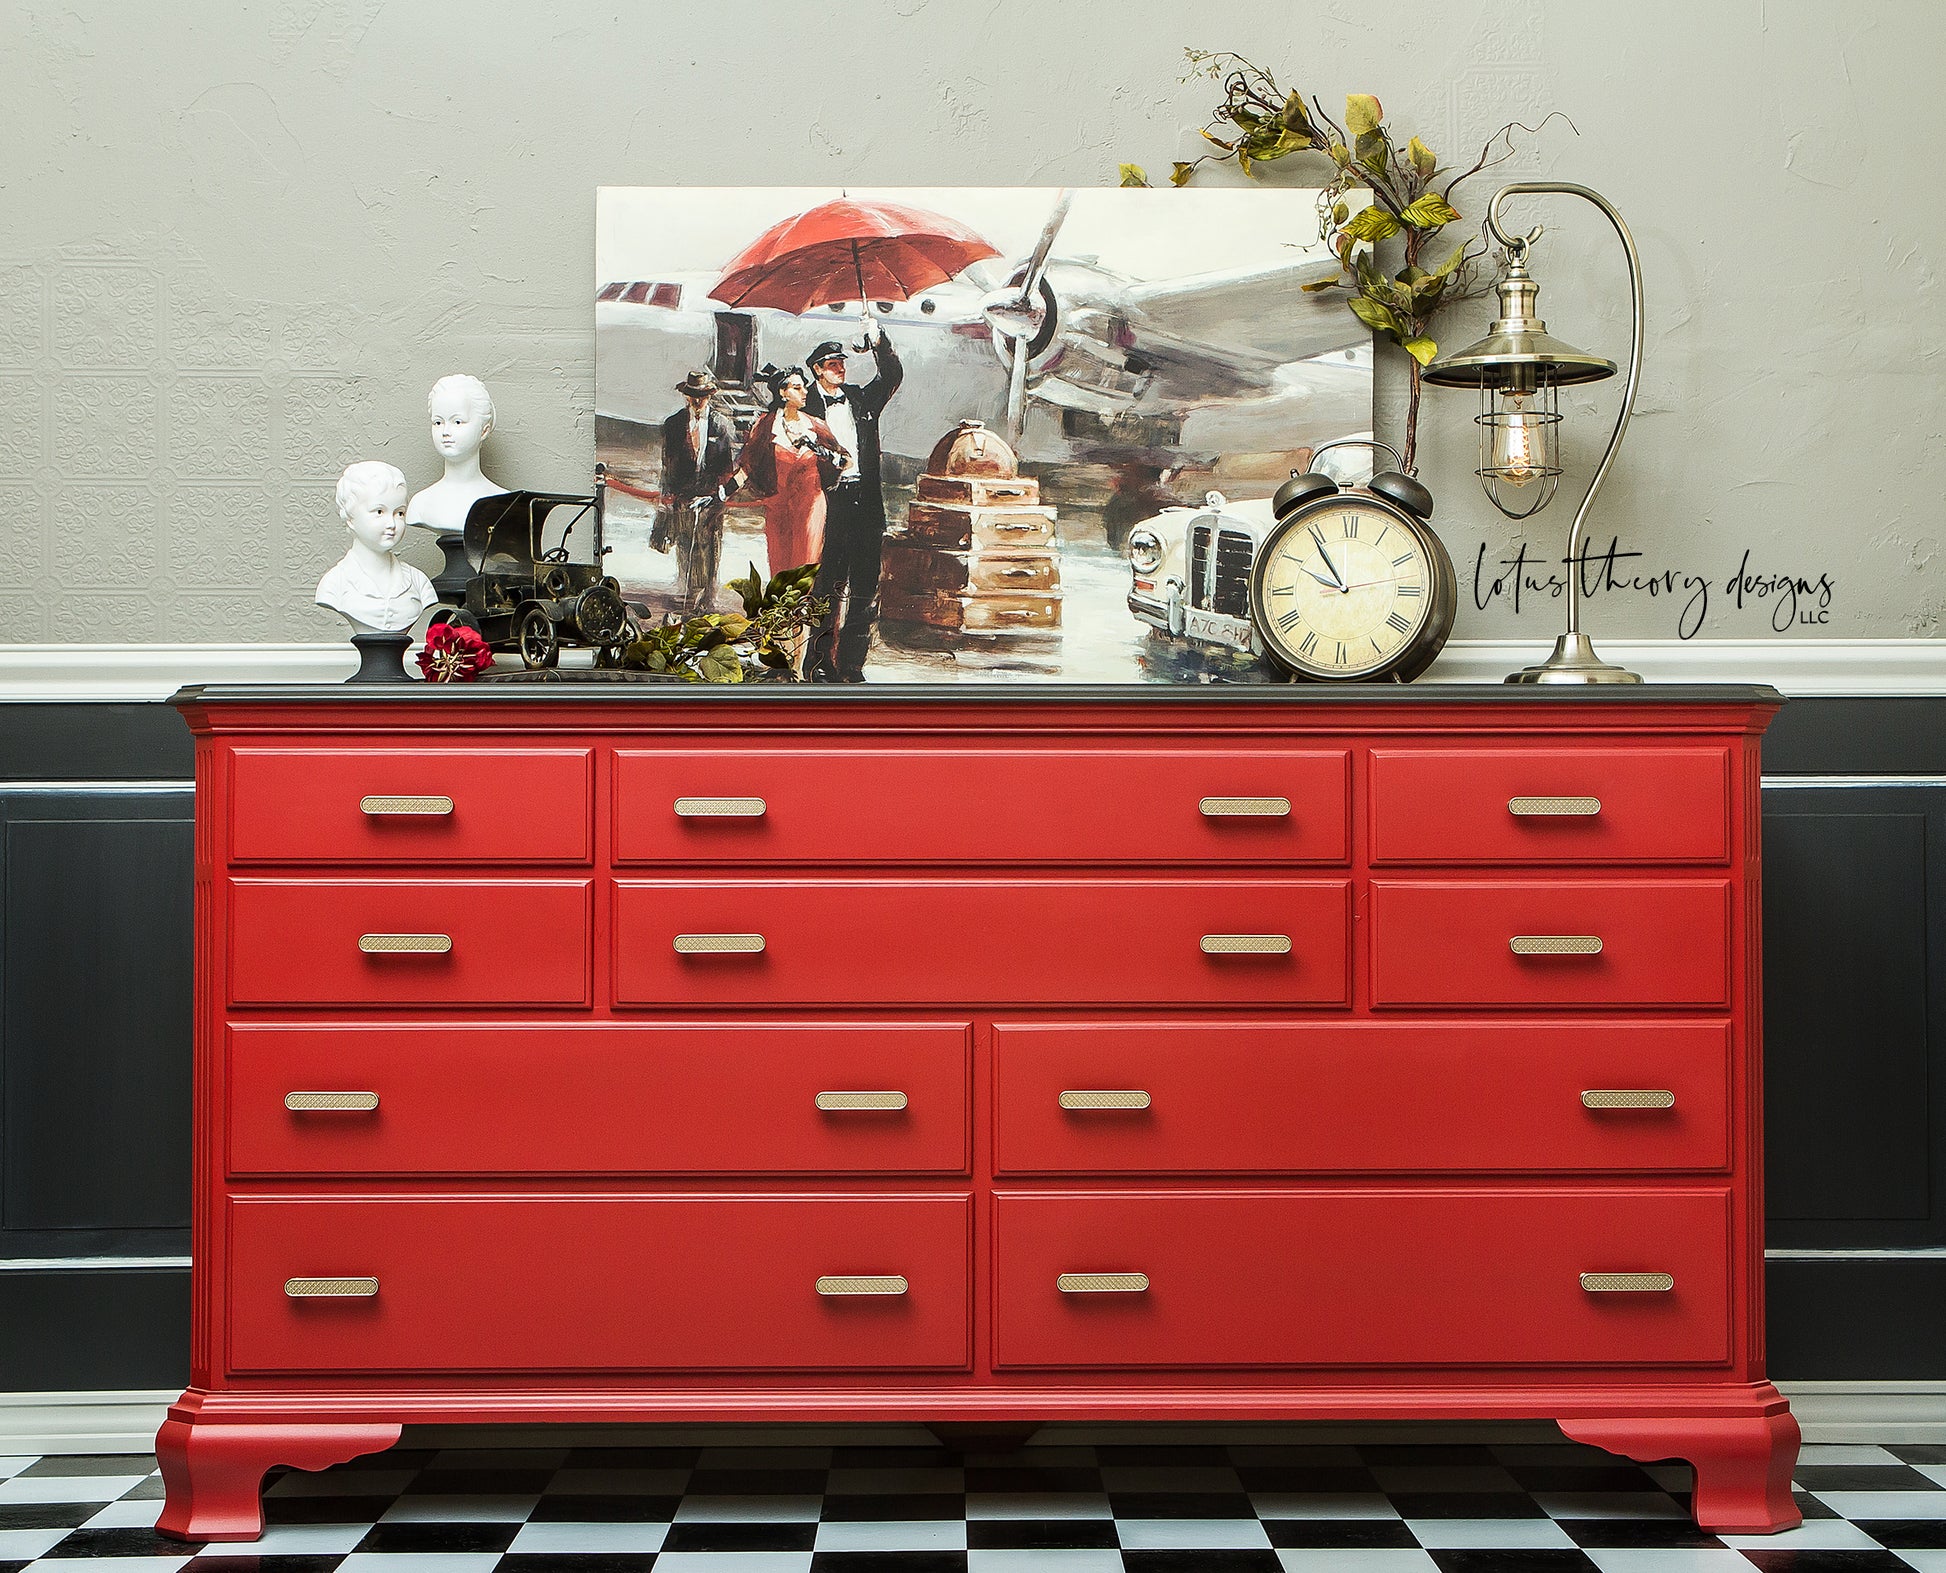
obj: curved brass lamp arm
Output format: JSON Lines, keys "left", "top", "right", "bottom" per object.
{"left": 1484, "top": 183, "right": 1643, "bottom": 637}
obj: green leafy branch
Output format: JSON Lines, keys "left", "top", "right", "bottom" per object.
{"left": 619, "top": 563, "right": 827, "bottom": 682}
{"left": 1122, "top": 51, "right": 1571, "bottom": 472}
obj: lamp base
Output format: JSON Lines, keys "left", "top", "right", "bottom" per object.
{"left": 1505, "top": 632, "right": 1644, "bottom": 685}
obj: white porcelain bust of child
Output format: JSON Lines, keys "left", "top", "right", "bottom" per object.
{"left": 406, "top": 373, "right": 508, "bottom": 536}
{"left": 316, "top": 461, "right": 439, "bottom": 633}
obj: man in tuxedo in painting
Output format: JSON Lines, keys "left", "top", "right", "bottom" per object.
{"left": 659, "top": 369, "right": 740, "bottom": 615}
{"left": 803, "top": 323, "right": 903, "bottom": 681}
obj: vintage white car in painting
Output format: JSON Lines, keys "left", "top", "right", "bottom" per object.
{"left": 1125, "top": 490, "right": 1279, "bottom": 657}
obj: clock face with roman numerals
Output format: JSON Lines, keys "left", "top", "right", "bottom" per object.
{"left": 1248, "top": 493, "right": 1453, "bottom": 681}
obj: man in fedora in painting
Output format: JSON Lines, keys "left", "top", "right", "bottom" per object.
{"left": 659, "top": 368, "right": 740, "bottom": 614}
{"left": 804, "top": 322, "right": 902, "bottom": 681}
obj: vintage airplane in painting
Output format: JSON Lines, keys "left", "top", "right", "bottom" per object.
{"left": 595, "top": 189, "right": 1372, "bottom": 476}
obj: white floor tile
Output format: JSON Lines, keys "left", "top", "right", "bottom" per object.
{"left": 0, "top": 1459, "right": 36, "bottom": 1482}
{"left": 539, "top": 1467, "right": 690, "bottom": 1497}
{"left": 80, "top": 1500, "right": 169, "bottom": 1529}
{"left": 1584, "top": 1550, "right": 1757, "bottom": 1572}
{"left": 967, "top": 1552, "right": 1122, "bottom": 1573}
{"left": 823, "top": 1466, "right": 965, "bottom": 1495}
{"left": 1919, "top": 1463, "right": 1946, "bottom": 1489}
{"left": 1113, "top": 1516, "right": 1272, "bottom": 1550}
{"left": 1720, "top": 1516, "right": 1884, "bottom": 1548}
{"left": 24, "top": 1558, "right": 192, "bottom": 1573}
{"left": 1277, "top": 1552, "right": 1441, "bottom": 1573}
{"left": 1803, "top": 1491, "right": 1946, "bottom": 1521}
{"left": 1797, "top": 1444, "right": 1906, "bottom": 1466}
{"left": 672, "top": 1493, "right": 822, "bottom": 1522}
{"left": 505, "top": 1520, "right": 670, "bottom": 1553}
{"left": 267, "top": 1469, "right": 423, "bottom": 1498}
{"left": 1405, "top": 1516, "right": 1576, "bottom": 1548}
{"left": 378, "top": 1493, "right": 537, "bottom": 1523}
{"left": 334, "top": 1555, "right": 506, "bottom": 1573}
{"left": 643, "top": 1554, "right": 812, "bottom": 1573}
{"left": 192, "top": 1524, "right": 375, "bottom": 1556}
{"left": 0, "top": 1528, "right": 68, "bottom": 1561}
{"left": 965, "top": 1491, "right": 1112, "bottom": 1520}
{"left": 1890, "top": 1553, "right": 1946, "bottom": 1573}
{"left": 1251, "top": 1491, "right": 1401, "bottom": 1520}
{"left": 0, "top": 1475, "right": 151, "bottom": 1504}
{"left": 813, "top": 1519, "right": 967, "bottom": 1551}
{"left": 1533, "top": 1490, "right": 1689, "bottom": 1519}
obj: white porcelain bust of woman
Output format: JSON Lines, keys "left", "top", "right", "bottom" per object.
{"left": 406, "top": 374, "right": 507, "bottom": 536}
{"left": 317, "top": 461, "right": 439, "bottom": 633}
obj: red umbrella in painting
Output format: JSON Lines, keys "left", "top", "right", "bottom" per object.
{"left": 708, "top": 198, "right": 1001, "bottom": 315}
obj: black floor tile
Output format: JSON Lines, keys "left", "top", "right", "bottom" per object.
{"left": 561, "top": 1447, "right": 700, "bottom": 1469}
{"left": 1359, "top": 1445, "right": 1501, "bottom": 1466}
{"left": 402, "top": 1468, "right": 554, "bottom": 1495}
{"left": 41, "top": 1526, "right": 206, "bottom": 1557}
{"left": 660, "top": 1520, "right": 818, "bottom": 1552}
{"left": 828, "top": 1447, "right": 960, "bottom": 1469}
{"left": 1236, "top": 1464, "right": 1378, "bottom": 1493}
{"left": 1426, "top": 1552, "right": 1598, "bottom": 1572}
{"left": 1119, "top": 1552, "right": 1281, "bottom": 1573}
{"left": 180, "top": 1557, "right": 347, "bottom": 1573}
{"left": 1390, "top": 1489, "right": 1550, "bottom": 1518}
{"left": 1738, "top": 1553, "right": 1920, "bottom": 1571}
{"left": 261, "top": 1495, "right": 393, "bottom": 1526}
{"left": 1506, "top": 1464, "right": 1664, "bottom": 1492}
{"left": 496, "top": 1556, "right": 660, "bottom": 1573}
{"left": 1796, "top": 1488, "right": 1846, "bottom": 1520}
{"left": 1558, "top": 1517, "right": 1728, "bottom": 1548}
{"left": 1262, "top": 1517, "right": 1421, "bottom": 1548}
{"left": 817, "top": 1492, "right": 965, "bottom": 1521}
{"left": 120, "top": 1476, "right": 169, "bottom": 1502}
{"left": 966, "top": 1518, "right": 1119, "bottom": 1549}
{"left": 1890, "top": 1445, "right": 1946, "bottom": 1465}
{"left": 528, "top": 1494, "right": 682, "bottom": 1523}
{"left": 14, "top": 1456, "right": 154, "bottom": 1479}
{"left": 684, "top": 1468, "right": 828, "bottom": 1496}
{"left": 809, "top": 1553, "right": 967, "bottom": 1572}
{"left": 1107, "top": 1491, "right": 1259, "bottom": 1519}
{"left": 1793, "top": 1465, "right": 1946, "bottom": 1491}
{"left": 1855, "top": 1517, "right": 1946, "bottom": 1548}
{"left": 1094, "top": 1445, "right": 1234, "bottom": 1467}
{"left": 351, "top": 1522, "right": 522, "bottom": 1554}
{"left": 0, "top": 1502, "right": 97, "bottom": 1530}
{"left": 963, "top": 1466, "right": 1102, "bottom": 1493}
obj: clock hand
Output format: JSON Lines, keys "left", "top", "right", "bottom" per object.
{"left": 1298, "top": 565, "right": 1343, "bottom": 591}
{"left": 1306, "top": 524, "right": 1347, "bottom": 589}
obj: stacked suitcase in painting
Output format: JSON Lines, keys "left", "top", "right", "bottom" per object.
{"left": 880, "top": 420, "right": 1061, "bottom": 637}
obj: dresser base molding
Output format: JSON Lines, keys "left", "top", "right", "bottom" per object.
{"left": 155, "top": 1381, "right": 1800, "bottom": 1538}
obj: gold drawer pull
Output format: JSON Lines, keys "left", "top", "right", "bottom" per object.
{"left": 816, "top": 1275, "right": 908, "bottom": 1296}
{"left": 1201, "top": 933, "right": 1292, "bottom": 955}
{"left": 284, "top": 1277, "right": 378, "bottom": 1298}
{"left": 1580, "top": 1272, "right": 1674, "bottom": 1293}
{"left": 1058, "top": 1272, "right": 1150, "bottom": 1294}
{"left": 360, "top": 795, "right": 453, "bottom": 816}
{"left": 1509, "top": 796, "right": 1602, "bottom": 817}
{"left": 674, "top": 796, "right": 766, "bottom": 818}
{"left": 1510, "top": 935, "right": 1603, "bottom": 956}
{"left": 1582, "top": 1089, "right": 1675, "bottom": 1110}
{"left": 673, "top": 933, "right": 765, "bottom": 955}
{"left": 1199, "top": 796, "right": 1291, "bottom": 818}
{"left": 815, "top": 1091, "right": 908, "bottom": 1111}
{"left": 1059, "top": 1090, "right": 1152, "bottom": 1110}
{"left": 358, "top": 933, "right": 452, "bottom": 954}
{"left": 284, "top": 1091, "right": 379, "bottom": 1112}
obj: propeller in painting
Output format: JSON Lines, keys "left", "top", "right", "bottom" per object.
{"left": 979, "top": 189, "right": 1073, "bottom": 447}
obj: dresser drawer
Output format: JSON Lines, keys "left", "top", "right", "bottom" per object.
{"left": 228, "top": 1194, "right": 971, "bottom": 1374}
{"left": 1370, "top": 880, "right": 1731, "bottom": 1008}
{"left": 613, "top": 747, "right": 1350, "bottom": 865}
{"left": 229, "top": 1022, "right": 970, "bottom": 1176}
{"left": 228, "top": 879, "right": 591, "bottom": 1007}
{"left": 1369, "top": 746, "right": 1731, "bottom": 865}
{"left": 613, "top": 878, "right": 1350, "bottom": 1007}
{"left": 992, "top": 1189, "right": 1730, "bottom": 1369}
{"left": 229, "top": 747, "right": 593, "bottom": 864}
{"left": 992, "top": 1021, "right": 1729, "bottom": 1176}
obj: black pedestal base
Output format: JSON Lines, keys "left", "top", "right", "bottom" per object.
{"left": 430, "top": 535, "right": 472, "bottom": 605}
{"left": 347, "top": 631, "right": 414, "bottom": 683}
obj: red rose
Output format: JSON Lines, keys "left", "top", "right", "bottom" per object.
{"left": 416, "top": 621, "right": 495, "bottom": 682}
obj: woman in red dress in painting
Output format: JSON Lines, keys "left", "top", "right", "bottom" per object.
{"left": 735, "top": 366, "right": 847, "bottom": 576}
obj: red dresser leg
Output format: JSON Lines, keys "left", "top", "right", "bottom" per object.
{"left": 154, "top": 1413, "right": 404, "bottom": 1541}
{"left": 1559, "top": 1411, "right": 1802, "bottom": 1533}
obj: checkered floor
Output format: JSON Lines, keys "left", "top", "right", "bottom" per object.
{"left": 3, "top": 1438, "right": 1945, "bottom": 1571}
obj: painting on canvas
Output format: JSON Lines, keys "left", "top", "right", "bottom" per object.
{"left": 594, "top": 186, "right": 1372, "bottom": 682}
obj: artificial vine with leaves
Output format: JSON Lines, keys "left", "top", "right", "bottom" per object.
{"left": 619, "top": 562, "right": 827, "bottom": 682}
{"left": 1123, "top": 51, "right": 1566, "bottom": 472}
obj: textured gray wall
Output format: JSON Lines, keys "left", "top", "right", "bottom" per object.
{"left": 1, "top": 0, "right": 1939, "bottom": 644}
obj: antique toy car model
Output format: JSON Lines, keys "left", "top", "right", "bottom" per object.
{"left": 1126, "top": 489, "right": 1277, "bottom": 657}
{"left": 458, "top": 479, "right": 633, "bottom": 669}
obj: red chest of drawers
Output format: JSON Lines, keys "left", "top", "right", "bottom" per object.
{"left": 158, "top": 683, "right": 1798, "bottom": 1539}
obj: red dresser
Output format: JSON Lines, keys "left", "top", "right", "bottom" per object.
{"left": 158, "top": 683, "right": 1798, "bottom": 1538}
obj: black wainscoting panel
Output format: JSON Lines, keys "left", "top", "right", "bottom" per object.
{"left": 1768, "top": 1258, "right": 1946, "bottom": 1380}
{"left": 0, "top": 789, "right": 193, "bottom": 1256}
{"left": 1765, "top": 696, "right": 1946, "bottom": 775}
{"left": 0, "top": 705, "right": 191, "bottom": 780}
{"left": 1762, "top": 802, "right": 1934, "bottom": 1233}
{"left": 0, "top": 1268, "right": 189, "bottom": 1389}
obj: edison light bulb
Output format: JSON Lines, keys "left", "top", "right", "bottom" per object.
{"left": 1493, "top": 392, "right": 1544, "bottom": 486}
